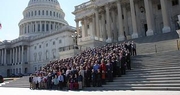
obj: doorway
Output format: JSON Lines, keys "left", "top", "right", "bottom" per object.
{"left": 25, "top": 68, "right": 28, "bottom": 74}
{"left": 7, "top": 69, "right": 10, "bottom": 77}
{"left": 144, "top": 24, "right": 148, "bottom": 36}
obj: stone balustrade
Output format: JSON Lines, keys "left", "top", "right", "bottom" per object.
{"left": 75, "top": 1, "right": 92, "bottom": 11}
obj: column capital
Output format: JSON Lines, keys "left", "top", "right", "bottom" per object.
{"left": 75, "top": 19, "right": 79, "bottom": 22}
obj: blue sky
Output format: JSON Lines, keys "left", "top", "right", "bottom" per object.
{"left": 0, "top": 0, "right": 89, "bottom": 41}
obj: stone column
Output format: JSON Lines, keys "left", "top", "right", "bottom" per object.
{"left": 40, "top": 21, "right": 42, "bottom": 32}
{"left": 81, "top": 21, "right": 85, "bottom": 38}
{"left": 112, "top": 10, "right": 118, "bottom": 42}
{"left": 1, "top": 49, "right": 3, "bottom": 64}
{"left": 105, "top": 4, "right": 112, "bottom": 43}
{"left": 144, "top": 0, "right": 154, "bottom": 36}
{"left": 23, "top": 24, "right": 26, "bottom": 34}
{"left": 10, "top": 49, "right": 12, "bottom": 63}
{"left": 95, "top": 8, "right": 100, "bottom": 40}
{"left": 27, "top": 46, "right": 30, "bottom": 62}
{"left": 4, "top": 49, "right": 6, "bottom": 64}
{"left": 92, "top": 14, "right": 96, "bottom": 39}
{"left": 0, "top": 50, "right": 1, "bottom": 63}
{"left": 117, "top": 1, "right": 125, "bottom": 41}
{"left": 22, "top": 46, "right": 24, "bottom": 63}
{"left": 35, "top": 22, "right": 38, "bottom": 32}
{"left": 26, "top": 23, "right": 28, "bottom": 34}
{"left": 45, "top": 21, "right": 47, "bottom": 32}
{"left": 19, "top": 46, "right": 21, "bottom": 63}
{"left": 49, "top": 22, "right": 51, "bottom": 31}
{"left": 13, "top": 48, "right": 15, "bottom": 63}
{"left": 101, "top": 12, "right": 106, "bottom": 41}
{"left": 76, "top": 20, "right": 80, "bottom": 35}
{"left": 130, "top": 0, "right": 138, "bottom": 38}
{"left": 84, "top": 17, "right": 88, "bottom": 37}
{"left": 123, "top": 6, "right": 129, "bottom": 39}
{"left": 30, "top": 23, "right": 32, "bottom": 33}
{"left": 53, "top": 22, "right": 56, "bottom": 30}
{"left": 16, "top": 47, "right": 18, "bottom": 63}
{"left": 160, "top": 0, "right": 171, "bottom": 33}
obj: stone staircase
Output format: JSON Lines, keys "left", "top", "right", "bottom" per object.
{"left": 84, "top": 50, "right": 180, "bottom": 91}
{"left": 136, "top": 39, "right": 179, "bottom": 55}
{"left": 1, "top": 51, "right": 180, "bottom": 91}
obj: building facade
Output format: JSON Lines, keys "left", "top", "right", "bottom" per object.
{"left": 73, "top": 0, "right": 180, "bottom": 47}
{"left": 0, "top": 0, "right": 75, "bottom": 77}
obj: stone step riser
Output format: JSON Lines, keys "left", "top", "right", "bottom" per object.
{"left": 132, "top": 64, "right": 180, "bottom": 67}
{"left": 103, "top": 85, "right": 180, "bottom": 87}
{"left": 113, "top": 78, "right": 180, "bottom": 82}
{"left": 84, "top": 87, "right": 180, "bottom": 91}
{"left": 130, "top": 67, "right": 180, "bottom": 72}
{"left": 126, "top": 72, "right": 180, "bottom": 75}
{"left": 107, "top": 81, "right": 180, "bottom": 84}
{"left": 119, "top": 75, "right": 180, "bottom": 79}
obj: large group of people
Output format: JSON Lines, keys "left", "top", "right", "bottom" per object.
{"left": 29, "top": 41, "right": 137, "bottom": 90}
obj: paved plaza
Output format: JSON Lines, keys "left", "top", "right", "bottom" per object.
{"left": 0, "top": 87, "right": 180, "bottom": 95}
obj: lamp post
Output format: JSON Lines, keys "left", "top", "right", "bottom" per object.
{"left": 71, "top": 30, "right": 81, "bottom": 49}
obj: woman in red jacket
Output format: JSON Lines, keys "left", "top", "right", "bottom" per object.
{"left": 100, "top": 59, "right": 106, "bottom": 85}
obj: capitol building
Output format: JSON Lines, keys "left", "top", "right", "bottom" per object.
{"left": 0, "top": 0, "right": 75, "bottom": 76}
{"left": 0, "top": 0, "right": 180, "bottom": 77}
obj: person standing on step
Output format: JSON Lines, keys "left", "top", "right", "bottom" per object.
{"left": 126, "top": 50, "right": 131, "bottom": 70}
{"left": 132, "top": 41, "right": 137, "bottom": 56}
{"left": 78, "top": 71, "right": 83, "bottom": 90}
{"left": 29, "top": 74, "right": 33, "bottom": 89}
{"left": 121, "top": 52, "right": 126, "bottom": 75}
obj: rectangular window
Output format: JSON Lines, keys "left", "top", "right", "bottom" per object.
{"left": 172, "top": 0, "right": 179, "bottom": 6}
{"left": 53, "top": 12, "right": 55, "bottom": 16}
{"left": 38, "top": 10, "right": 40, "bottom": 15}
{"left": 42, "top": 10, "right": 44, "bottom": 15}
{"left": 46, "top": 11, "right": 48, "bottom": 15}
{"left": 38, "top": 24, "right": 40, "bottom": 31}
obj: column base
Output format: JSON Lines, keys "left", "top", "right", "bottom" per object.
{"left": 131, "top": 33, "right": 138, "bottom": 39}
{"left": 90, "top": 36, "right": 95, "bottom": 40}
{"left": 162, "top": 26, "right": 171, "bottom": 33}
{"left": 118, "top": 36, "right": 125, "bottom": 41}
{"left": 126, "top": 35, "right": 132, "bottom": 40}
{"left": 146, "top": 29, "right": 154, "bottom": 36}
{"left": 106, "top": 38, "right": 113, "bottom": 43}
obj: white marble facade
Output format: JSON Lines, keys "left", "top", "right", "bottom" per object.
{"left": 73, "top": 0, "right": 180, "bottom": 45}
{"left": 0, "top": 0, "right": 75, "bottom": 77}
